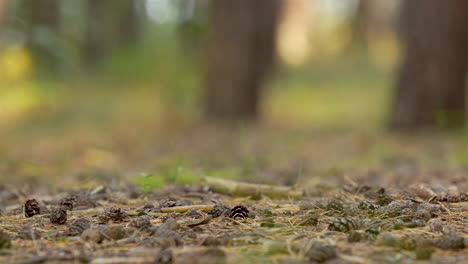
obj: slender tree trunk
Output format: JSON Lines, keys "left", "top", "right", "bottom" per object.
{"left": 84, "top": 0, "right": 141, "bottom": 66}
{"left": 23, "top": 0, "right": 60, "bottom": 72}
{"left": 117, "top": 0, "right": 141, "bottom": 47}
{"left": 0, "top": 0, "right": 6, "bottom": 26}
{"left": 204, "top": 0, "right": 281, "bottom": 122}
{"left": 84, "top": 0, "right": 116, "bottom": 65}
{"left": 391, "top": 0, "right": 468, "bottom": 129}
{"left": 351, "top": 0, "right": 371, "bottom": 51}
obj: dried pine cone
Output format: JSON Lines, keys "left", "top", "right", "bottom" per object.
{"left": 99, "top": 207, "right": 128, "bottom": 223}
{"left": 326, "top": 200, "right": 344, "bottom": 212}
{"left": 49, "top": 208, "right": 67, "bottom": 224}
{"left": 328, "top": 217, "right": 360, "bottom": 232}
{"left": 24, "top": 199, "right": 41, "bottom": 217}
{"left": 59, "top": 193, "right": 78, "bottom": 211}
{"left": 306, "top": 242, "right": 337, "bottom": 263}
{"left": 159, "top": 197, "right": 179, "bottom": 208}
{"left": 65, "top": 218, "right": 91, "bottom": 236}
{"left": 208, "top": 204, "right": 231, "bottom": 218}
{"left": 230, "top": 205, "right": 249, "bottom": 220}
{"left": 358, "top": 200, "right": 378, "bottom": 213}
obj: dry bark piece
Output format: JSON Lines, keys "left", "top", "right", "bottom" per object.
{"left": 202, "top": 176, "right": 302, "bottom": 198}
{"left": 0, "top": 230, "right": 12, "bottom": 249}
{"left": 230, "top": 205, "right": 249, "bottom": 219}
{"left": 24, "top": 199, "right": 42, "bottom": 217}
{"left": 49, "top": 208, "right": 67, "bottom": 224}
{"left": 99, "top": 207, "right": 128, "bottom": 223}
{"left": 160, "top": 205, "right": 214, "bottom": 213}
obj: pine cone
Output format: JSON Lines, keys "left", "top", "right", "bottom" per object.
{"left": 159, "top": 197, "right": 179, "bottom": 208}
{"left": 49, "top": 208, "right": 67, "bottom": 224}
{"left": 229, "top": 205, "right": 249, "bottom": 219}
{"left": 99, "top": 207, "right": 128, "bottom": 223}
{"left": 208, "top": 204, "right": 231, "bottom": 218}
{"left": 65, "top": 218, "right": 91, "bottom": 236}
{"left": 24, "top": 199, "right": 41, "bottom": 217}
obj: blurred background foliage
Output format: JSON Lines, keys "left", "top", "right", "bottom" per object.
{"left": 0, "top": 0, "right": 398, "bottom": 130}
{"left": 2, "top": 0, "right": 468, "bottom": 189}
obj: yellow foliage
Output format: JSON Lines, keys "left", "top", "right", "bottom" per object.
{"left": 0, "top": 45, "right": 33, "bottom": 83}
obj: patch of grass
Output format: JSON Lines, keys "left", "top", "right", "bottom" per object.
{"left": 161, "top": 158, "right": 203, "bottom": 185}
{"left": 136, "top": 172, "right": 166, "bottom": 197}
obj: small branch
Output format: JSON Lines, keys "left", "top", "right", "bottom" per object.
{"left": 160, "top": 204, "right": 214, "bottom": 213}
{"left": 202, "top": 176, "right": 303, "bottom": 199}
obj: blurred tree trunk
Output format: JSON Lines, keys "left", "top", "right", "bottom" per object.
{"left": 23, "top": 0, "right": 60, "bottom": 71}
{"left": 204, "top": 0, "right": 281, "bottom": 122}
{"left": 0, "top": 0, "right": 6, "bottom": 25}
{"left": 84, "top": 0, "right": 116, "bottom": 65}
{"left": 351, "top": 0, "right": 371, "bottom": 51}
{"left": 391, "top": 0, "right": 468, "bottom": 129}
{"left": 84, "top": 0, "right": 140, "bottom": 66}
{"left": 117, "top": 0, "right": 141, "bottom": 46}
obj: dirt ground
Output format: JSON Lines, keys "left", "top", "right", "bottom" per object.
{"left": 0, "top": 124, "right": 467, "bottom": 263}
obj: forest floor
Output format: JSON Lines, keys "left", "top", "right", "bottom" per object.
{"left": 0, "top": 122, "right": 467, "bottom": 264}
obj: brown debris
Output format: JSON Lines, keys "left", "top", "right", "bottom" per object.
{"left": 64, "top": 218, "right": 91, "bottom": 236}
{"left": 99, "top": 207, "right": 128, "bottom": 223}
{"left": 0, "top": 230, "right": 11, "bottom": 249}
{"left": 153, "top": 249, "right": 173, "bottom": 264}
{"left": 305, "top": 242, "right": 337, "bottom": 263}
{"left": 24, "top": 199, "right": 42, "bottom": 217}
{"left": 130, "top": 215, "right": 153, "bottom": 230}
{"left": 49, "top": 208, "right": 67, "bottom": 224}
{"left": 17, "top": 225, "right": 41, "bottom": 240}
{"left": 208, "top": 204, "right": 230, "bottom": 218}
{"left": 159, "top": 197, "right": 180, "bottom": 208}
{"left": 432, "top": 231, "right": 465, "bottom": 250}
{"left": 108, "top": 224, "right": 127, "bottom": 240}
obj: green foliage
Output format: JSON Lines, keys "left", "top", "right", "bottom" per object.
{"left": 138, "top": 172, "right": 165, "bottom": 198}
{"left": 162, "top": 159, "right": 202, "bottom": 185}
